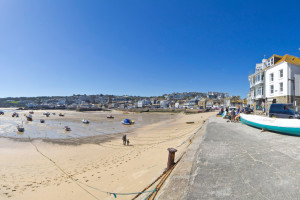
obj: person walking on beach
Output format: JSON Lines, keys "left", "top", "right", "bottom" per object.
{"left": 122, "top": 134, "right": 127, "bottom": 145}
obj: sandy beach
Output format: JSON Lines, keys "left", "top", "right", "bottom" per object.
{"left": 0, "top": 110, "right": 215, "bottom": 200}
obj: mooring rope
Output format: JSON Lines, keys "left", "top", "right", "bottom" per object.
{"left": 27, "top": 136, "right": 156, "bottom": 199}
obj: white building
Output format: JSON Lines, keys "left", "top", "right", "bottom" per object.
{"left": 264, "top": 54, "right": 300, "bottom": 105}
{"left": 248, "top": 54, "right": 300, "bottom": 110}
{"left": 160, "top": 100, "right": 169, "bottom": 108}
{"left": 137, "top": 99, "right": 151, "bottom": 108}
{"left": 248, "top": 58, "right": 268, "bottom": 109}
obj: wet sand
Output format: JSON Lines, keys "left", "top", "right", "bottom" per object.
{"left": 0, "top": 110, "right": 216, "bottom": 200}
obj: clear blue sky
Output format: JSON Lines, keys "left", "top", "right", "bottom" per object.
{"left": 1, "top": 0, "right": 300, "bottom": 98}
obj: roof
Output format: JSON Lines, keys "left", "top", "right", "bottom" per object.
{"left": 276, "top": 54, "right": 300, "bottom": 66}
{"left": 268, "top": 54, "right": 283, "bottom": 60}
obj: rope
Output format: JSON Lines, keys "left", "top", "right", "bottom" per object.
{"left": 27, "top": 136, "right": 156, "bottom": 198}
{"left": 175, "top": 125, "right": 203, "bottom": 148}
{"left": 144, "top": 188, "right": 157, "bottom": 200}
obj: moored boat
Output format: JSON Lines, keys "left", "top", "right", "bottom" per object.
{"left": 240, "top": 113, "right": 300, "bottom": 136}
{"left": 12, "top": 112, "right": 19, "bottom": 117}
{"left": 64, "top": 126, "right": 71, "bottom": 131}
{"left": 26, "top": 114, "right": 33, "bottom": 121}
{"left": 122, "top": 119, "right": 135, "bottom": 125}
{"left": 17, "top": 122, "right": 24, "bottom": 132}
{"left": 186, "top": 121, "right": 195, "bottom": 124}
{"left": 107, "top": 115, "right": 114, "bottom": 119}
{"left": 43, "top": 112, "right": 50, "bottom": 117}
{"left": 82, "top": 119, "right": 90, "bottom": 124}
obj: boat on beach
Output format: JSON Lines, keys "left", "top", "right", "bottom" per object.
{"left": 40, "top": 119, "right": 45, "bottom": 123}
{"left": 17, "top": 122, "right": 24, "bottom": 132}
{"left": 82, "top": 119, "right": 90, "bottom": 124}
{"left": 12, "top": 112, "right": 19, "bottom": 117}
{"left": 122, "top": 119, "right": 135, "bottom": 125}
{"left": 43, "top": 112, "right": 50, "bottom": 117}
{"left": 107, "top": 115, "right": 114, "bottom": 119}
{"left": 240, "top": 113, "right": 300, "bottom": 136}
{"left": 64, "top": 126, "right": 71, "bottom": 131}
{"left": 26, "top": 114, "right": 33, "bottom": 121}
{"left": 59, "top": 113, "right": 65, "bottom": 117}
{"left": 186, "top": 121, "right": 195, "bottom": 124}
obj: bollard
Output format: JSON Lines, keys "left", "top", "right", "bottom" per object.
{"left": 167, "top": 148, "right": 177, "bottom": 170}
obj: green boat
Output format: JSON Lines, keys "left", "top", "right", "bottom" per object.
{"left": 240, "top": 113, "right": 300, "bottom": 136}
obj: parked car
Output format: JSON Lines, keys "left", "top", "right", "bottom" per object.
{"left": 269, "top": 103, "right": 300, "bottom": 119}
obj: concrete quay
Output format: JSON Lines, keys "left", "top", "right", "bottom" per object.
{"left": 157, "top": 116, "right": 300, "bottom": 199}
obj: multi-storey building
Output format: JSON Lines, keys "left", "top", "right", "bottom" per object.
{"left": 248, "top": 54, "right": 300, "bottom": 111}
{"left": 248, "top": 58, "right": 268, "bottom": 109}
{"left": 265, "top": 54, "right": 300, "bottom": 105}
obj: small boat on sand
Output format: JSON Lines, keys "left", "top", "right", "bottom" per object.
{"left": 82, "top": 119, "right": 90, "bottom": 124}
{"left": 240, "top": 113, "right": 300, "bottom": 136}
{"left": 64, "top": 126, "right": 71, "bottom": 131}
{"left": 107, "top": 115, "right": 114, "bottom": 119}
{"left": 122, "top": 119, "right": 135, "bottom": 125}
{"left": 26, "top": 114, "right": 33, "bottom": 121}
{"left": 59, "top": 113, "right": 65, "bottom": 117}
{"left": 186, "top": 121, "right": 195, "bottom": 124}
{"left": 40, "top": 119, "right": 45, "bottom": 123}
{"left": 43, "top": 112, "right": 50, "bottom": 117}
{"left": 12, "top": 112, "right": 19, "bottom": 117}
{"left": 17, "top": 122, "right": 24, "bottom": 132}
{"left": 29, "top": 111, "right": 34, "bottom": 114}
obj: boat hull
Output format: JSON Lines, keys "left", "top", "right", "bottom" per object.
{"left": 240, "top": 114, "right": 300, "bottom": 136}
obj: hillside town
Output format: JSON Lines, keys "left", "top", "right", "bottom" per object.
{"left": 0, "top": 92, "right": 247, "bottom": 111}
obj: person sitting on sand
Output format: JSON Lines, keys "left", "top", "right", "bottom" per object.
{"left": 122, "top": 135, "right": 127, "bottom": 145}
{"left": 127, "top": 139, "right": 130, "bottom": 146}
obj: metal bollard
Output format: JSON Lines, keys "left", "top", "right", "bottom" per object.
{"left": 167, "top": 148, "right": 177, "bottom": 170}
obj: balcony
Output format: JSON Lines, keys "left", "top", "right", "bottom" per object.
{"left": 255, "top": 79, "right": 264, "bottom": 85}
{"left": 255, "top": 94, "right": 264, "bottom": 100}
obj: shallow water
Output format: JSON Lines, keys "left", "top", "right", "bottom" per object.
{"left": 0, "top": 111, "right": 176, "bottom": 139}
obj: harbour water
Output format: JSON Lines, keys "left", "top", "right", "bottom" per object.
{"left": 0, "top": 110, "right": 176, "bottom": 139}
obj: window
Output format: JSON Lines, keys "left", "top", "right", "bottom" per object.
{"left": 270, "top": 85, "right": 274, "bottom": 94}
{"left": 270, "top": 73, "right": 274, "bottom": 82}
{"left": 280, "top": 82, "right": 283, "bottom": 92}
{"left": 256, "top": 87, "right": 262, "bottom": 96}
{"left": 279, "top": 69, "right": 283, "bottom": 78}
{"left": 256, "top": 74, "right": 260, "bottom": 82}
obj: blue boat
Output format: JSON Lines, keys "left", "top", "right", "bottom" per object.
{"left": 240, "top": 113, "right": 300, "bottom": 136}
{"left": 122, "top": 119, "right": 135, "bottom": 125}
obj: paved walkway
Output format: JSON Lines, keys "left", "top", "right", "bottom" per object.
{"left": 157, "top": 116, "right": 300, "bottom": 200}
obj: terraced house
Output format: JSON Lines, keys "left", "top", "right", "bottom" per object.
{"left": 248, "top": 54, "right": 300, "bottom": 111}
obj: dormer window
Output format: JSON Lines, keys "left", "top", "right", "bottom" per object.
{"left": 268, "top": 57, "right": 275, "bottom": 66}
